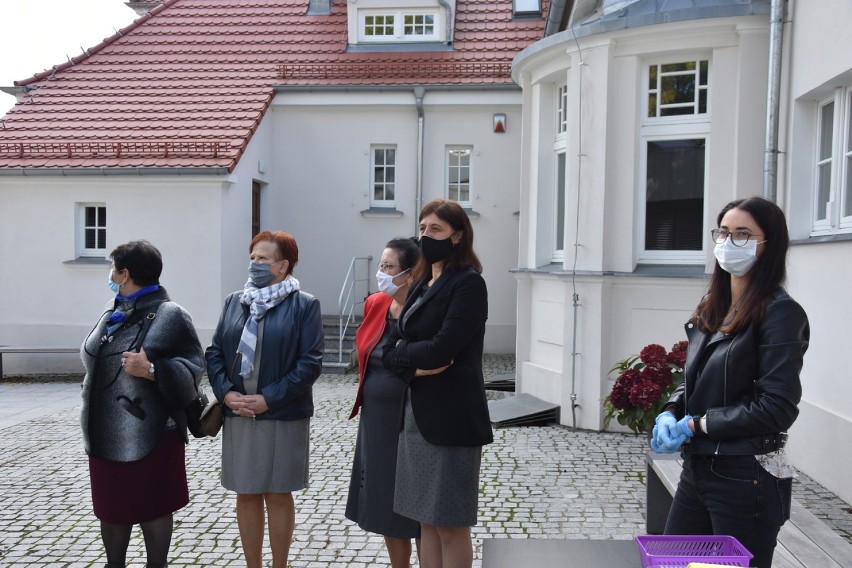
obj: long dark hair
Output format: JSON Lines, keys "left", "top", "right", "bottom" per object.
{"left": 694, "top": 196, "right": 789, "bottom": 333}
{"left": 412, "top": 199, "right": 482, "bottom": 281}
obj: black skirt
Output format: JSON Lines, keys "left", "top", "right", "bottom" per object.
{"left": 88, "top": 429, "right": 188, "bottom": 524}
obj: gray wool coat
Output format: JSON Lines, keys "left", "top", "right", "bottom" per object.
{"left": 80, "top": 287, "right": 205, "bottom": 463}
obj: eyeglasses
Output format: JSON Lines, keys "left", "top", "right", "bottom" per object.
{"left": 711, "top": 229, "right": 764, "bottom": 247}
{"left": 377, "top": 262, "right": 401, "bottom": 271}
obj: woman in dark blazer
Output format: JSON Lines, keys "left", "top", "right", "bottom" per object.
{"left": 383, "top": 199, "right": 492, "bottom": 568}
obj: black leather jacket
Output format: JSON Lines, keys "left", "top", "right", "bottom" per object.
{"left": 206, "top": 289, "right": 323, "bottom": 421}
{"left": 665, "top": 288, "right": 809, "bottom": 456}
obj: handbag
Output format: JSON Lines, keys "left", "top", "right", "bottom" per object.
{"left": 199, "top": 397, "right": 224, "bottom": 437}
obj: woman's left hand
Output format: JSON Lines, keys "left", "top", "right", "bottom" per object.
{"left": 226, "top": 392, "right": 269, "bottom": 417}
{"left": 414, "top": 361, "right": 453, "bottom": 377}
{"left": 121, "top": 347, "right": 155, "bottom": 381}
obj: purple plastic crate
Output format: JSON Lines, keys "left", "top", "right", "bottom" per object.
{"left": 635, "top": 535, "right": 753, "bottom": 568}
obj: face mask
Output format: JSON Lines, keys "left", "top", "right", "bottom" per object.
{"left": 420, "top": 235, "right": 457, "bottom": 264}
{"left": 713, "top": 238, "right": 761, "bottom": 277}
{"left": 107, "top": 270, "right": 123, "bottom": 294}
{"left": 376, "top": 268, "right": 410, "bottom": 297}
{"left": 248, "top": 261, "right": 276, "bottom": 287}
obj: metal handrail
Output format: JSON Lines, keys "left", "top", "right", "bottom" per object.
{"left": 336, "top": 255, "right": 373, "bottom": 363}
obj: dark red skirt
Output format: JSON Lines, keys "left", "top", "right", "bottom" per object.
{"left": 88, "top": 429, "right": 189, "bottom": 524}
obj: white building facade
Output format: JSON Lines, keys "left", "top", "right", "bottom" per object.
{"left": 512, "top": 0, "right": 851, "bottom": 504}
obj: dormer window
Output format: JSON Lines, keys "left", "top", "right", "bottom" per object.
{"left": 347, "top": 0, "right": 450, "bottom": 47}
{"left": 360, "top": 9, "right": 439, "bottom": 42}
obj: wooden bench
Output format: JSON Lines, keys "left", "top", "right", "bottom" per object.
{"left": 647, "top": 453, "right": 852, "bottom": 568}
{"left": 0, "top": 346, "right": 79, "bottom": 378}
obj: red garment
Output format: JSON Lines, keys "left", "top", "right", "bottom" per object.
{"left": 348, "top": 292, "right": 394, "bottom": 419}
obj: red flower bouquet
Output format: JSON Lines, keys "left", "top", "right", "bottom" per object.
{"left": 602, "top": 341, "right": 687, "bottom": 434}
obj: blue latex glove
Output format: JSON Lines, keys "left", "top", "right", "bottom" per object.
{"left": 677, "top": 415, "right": 695, "bottom": 438}
{"left": 650, "top": 411, "right": 687, "bottom": 453}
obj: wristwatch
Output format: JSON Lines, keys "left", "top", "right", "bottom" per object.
{"left": 693, "top": 415, "right": 703, "bottom": 434}
{"left": 147, "top": 362, "right": 156, "bottom": 379}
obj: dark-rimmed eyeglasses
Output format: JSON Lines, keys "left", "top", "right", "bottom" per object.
{"left": 377, "top": 262, "right": 400, "bottom": 271}
{"left": 711, "top": 229, "right": 764, "bottom": 247}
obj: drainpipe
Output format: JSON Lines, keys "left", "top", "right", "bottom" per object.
{"left": 763, "top": 0, "right": 786, "bottom": 202}
{"left": 437, "top": 0, "right": 454, "bottom": 44}
{"left": 414, "top": 87, "right": 425, "bottom": 232}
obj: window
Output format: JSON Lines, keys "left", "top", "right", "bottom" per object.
{"left": 447, "top": 146, "right": 472, "bottom": 207}
{"left": 554, "top": 152, "right": 566, "bottom": 261}
{"left": 640, "top": 57, "right": 710, "bottom": 262}
{"left": 812, "top": 87, "right": 852, "bottom": 233}
{"left": 644, "top": 139, "right": 705, "bottom": 252}
{"left": 556, "top": 83, "right": 568, "bottom": 135}
{"left": 360, "top": 10, "right": 438, "bottom": 42}
{"left": 79, "top": 204, "right": 107, "bottom": 257}
{"left": 364, "top": 14, "right": 395, "bottom": 38}
{"left": 513, "top": 0, "right": 541, "bottom": 16}
{"left": 252, "top": 181, "right": 262, "bottom": 238}
{"left": 552, "top": 82, "right": 568, "bottom": 262}
{"left": 648, "top": 60, "right": 708, "bottom": 118}
{"left": 371, "top": 145, "right": 396, "bottom": 207}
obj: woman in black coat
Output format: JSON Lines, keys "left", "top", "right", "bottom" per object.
{"left": 81, "top": 240, "right": 205, "bottom": 568}
{"left": 383, "top": 199, "right": 492, "bottom": 568}
{"left": 651, "top": 197, "right": 809, "bottom": 568}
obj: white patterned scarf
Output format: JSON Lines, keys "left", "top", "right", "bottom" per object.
{"left": 237, "top": 275, "right": 300, "bottom": 379}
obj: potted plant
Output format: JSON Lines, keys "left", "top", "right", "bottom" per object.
{"left": 602, "top": 341, "right": 688, "bottom": 435}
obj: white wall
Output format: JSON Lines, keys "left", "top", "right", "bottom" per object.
{"left": 778, "top": 0, "right": 852, "bottom": 504}
{"left": 512, "top": 16, "right": 773, "bottom": 430}
{"left": 269, "top": 89, "right": 522, "bottom": 352}
{"left": 0, "top": 174, "right": 226, "bottom": 374}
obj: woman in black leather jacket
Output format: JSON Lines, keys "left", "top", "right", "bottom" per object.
{"left": 206, "top": 231, "right": 323, "bottom": 568}
{"left": 651, "top": 197, "right": 809, "bottom": 568}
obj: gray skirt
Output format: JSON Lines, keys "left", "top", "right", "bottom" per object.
{"left": 221, "top": 415, "right": 310, "bottom": 494}
{"left": 393, "top": 395, "right": 482, "bottom": 527}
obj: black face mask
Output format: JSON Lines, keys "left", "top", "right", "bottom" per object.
{"left": 420, "top": 235, "right": 457, "bottom": 264}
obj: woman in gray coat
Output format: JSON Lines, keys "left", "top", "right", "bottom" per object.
{"left": 81, "top": 240, "right": 205, "bottom": 568}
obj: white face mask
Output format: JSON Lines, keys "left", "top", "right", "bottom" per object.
{"left": 376, "top": 268, "right": 410, "bottom": 297}
{"left": 713, "top": 238, "right": 761, "bottom": 277}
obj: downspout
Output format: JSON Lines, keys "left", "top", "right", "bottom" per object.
{"left": 437, "top": 0, "right": 454, "bottom": 44}
{"left": 763, "top": 0, "right": 786, "bottom": 202}
{"left": 414, "top": 86, "right": 425, "bottom": 231}
{"left": 545, "top": 0, "right": 570, "bottom": 36}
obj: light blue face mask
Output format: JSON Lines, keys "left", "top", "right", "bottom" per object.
{"left": 107, "top": 270, "right": 123, "bottom": 294}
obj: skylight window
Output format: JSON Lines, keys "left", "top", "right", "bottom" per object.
{"left": 513, "top": 0, "right": 541, "bottom": 16}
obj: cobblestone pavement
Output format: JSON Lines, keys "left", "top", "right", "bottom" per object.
{"left": 1, "top": 354, "right": 850, "bottom": 567}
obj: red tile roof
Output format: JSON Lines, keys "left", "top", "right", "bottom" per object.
{"left": 0, "top": 0, "right": 547, "bottom": 172}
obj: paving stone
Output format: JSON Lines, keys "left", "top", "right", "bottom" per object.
{"left": 1, "top": 354, "right": 850, "bottom": 566}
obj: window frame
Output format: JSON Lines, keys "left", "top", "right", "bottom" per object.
{"left": 370, "top": 144, "right": 397, "bottom": 208}
{"left": 78, "top": 203, "right": 107, "bottom": 258}
{"left": 553, "top": 150, "right": 567, "bottom": 263}
{"left": 556, "top": 82, "right": 568, "bottom": 136}
{"left": 638, "top": 55, "right": 711, "bottom": 264}
{"left": 811, "top": 87, "right": 852, "bottom": 235}
{"left": 359, "top": 9, "right": 439, "bottom": 43}
{"left": 446, "top": 145, "right": 473, "bottom": 208}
